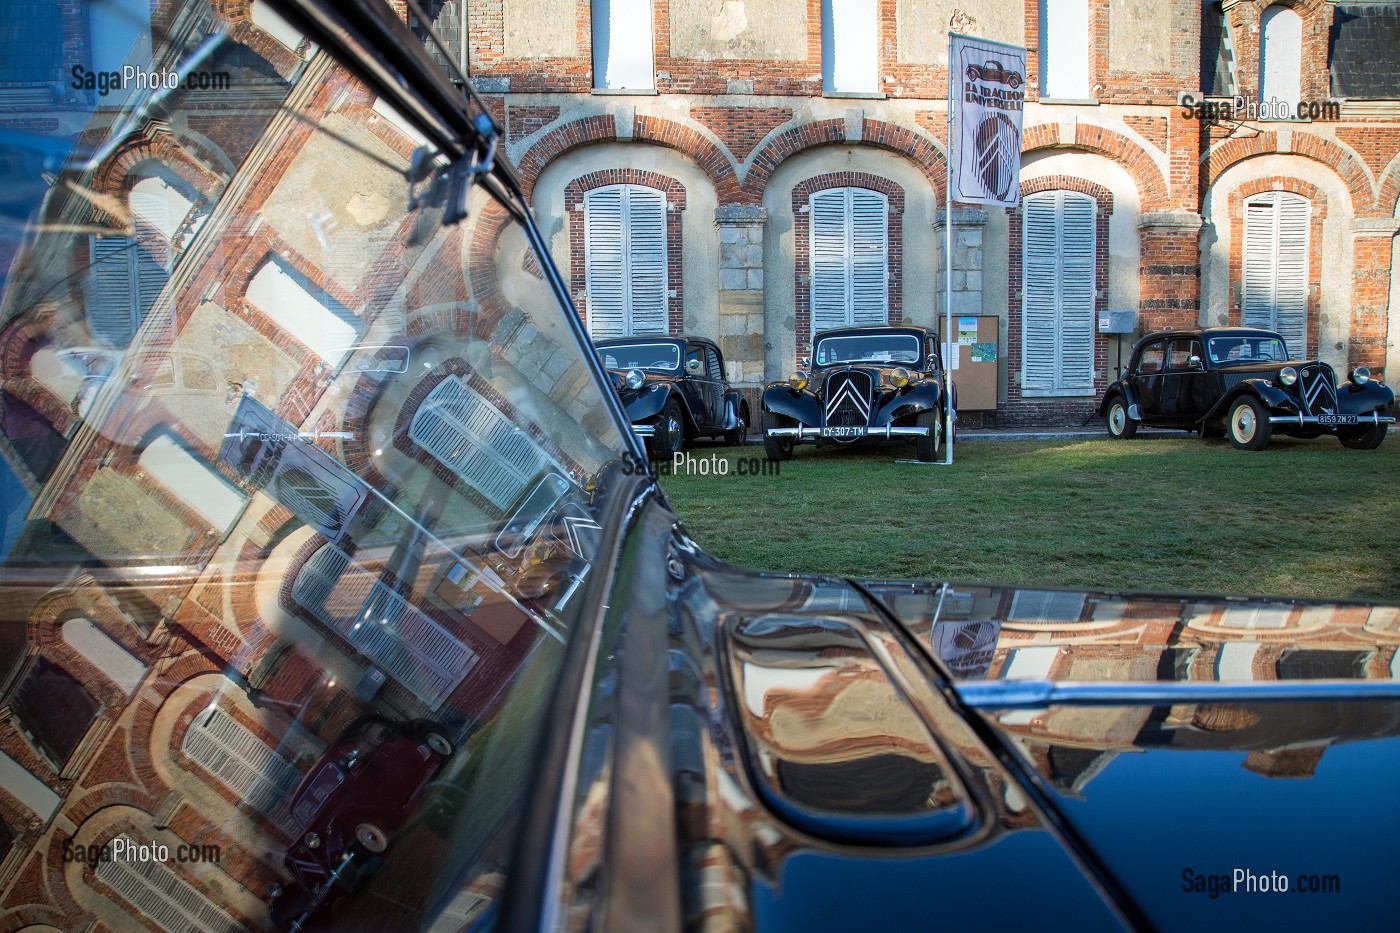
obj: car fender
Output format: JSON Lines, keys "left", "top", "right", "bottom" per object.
{"left": 1197, "top": 379, "right": 1296, "bottom": 425}
{"left": 874, "top": 381, "right": 943, "bottom": 425}
{"left": 622, "top": 384, "right": 672, "bottom": 423}
{"left": 720, "top": 390, "right": 748, "bottom": 430}
{"left": 1338, "top": 379, "right": 1395, "bottom": 415}
{"left": 1099, "top": 380, "right": 1139, "bottom": 419}
{"left": 761, "top": 385, "right": 821, "bottom": 426}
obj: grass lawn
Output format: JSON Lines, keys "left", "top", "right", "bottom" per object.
{"left": 657, "top": 436, "right": 1400, "bottom": 602}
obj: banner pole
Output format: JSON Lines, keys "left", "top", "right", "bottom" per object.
{"left": 944, "top": 31, "right": 954, "bottom": 465}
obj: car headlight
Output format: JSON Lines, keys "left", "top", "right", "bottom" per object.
{"left": 1351, "top": 366, "right": 1371, "bottom": 385}
{"left": 789, "top": 371, "right": 808, "bottom": 390}
{"left": 1278, "top": 366, "right": 1297, "bottom": 386}
{"left": 625, "top": 368, "right": 646, "bottom": 390}
{"left": 890, "top": 367, "right": 910, "bottom": 388}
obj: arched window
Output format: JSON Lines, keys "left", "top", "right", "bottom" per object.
{"left": 584, "top": 185, "right": 668, "bottom": 338}
{"left": 809, "top": 187, "right": 888, "bottom": 330}
{"left": 1242, "top": 191, "right": 1309, "bottom": 356}
{"left": 1259, "top": 4, "right": 1302, "bottom": 115}
{"left": 1021, "top": 190, "right": 1096, "bottom": 393}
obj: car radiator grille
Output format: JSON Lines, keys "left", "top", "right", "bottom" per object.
{"left": 1299, "top": 363, "right": 1338, "bottom": 415}
{"left": 1219, "top": 371, "right": 1273, "bottom": 392}
{"left": 824, "top": 370, "right": 875, "bottom": 429}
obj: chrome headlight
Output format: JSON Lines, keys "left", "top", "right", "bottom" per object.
{"left": 625, "top": 368, "right": 646, "bottom": 390}
{"left": 788, "top": 371, "right": 808, "bottom": 391}
{"left": 890, "top": 367, "right": 910, "bottom": 388}
{"left": 1278, "top": 366, "right": 1297, "bottom": 386}
{"left": 1351, "top": 366, "right": 1371, "bottom": 385}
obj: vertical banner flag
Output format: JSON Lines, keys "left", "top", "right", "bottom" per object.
{"left": 949, "top": 34, "right": 1027, "bottom": 207}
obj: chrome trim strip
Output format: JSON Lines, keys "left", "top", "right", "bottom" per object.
{"left": 1127, "top": 403, "right": 1142, "bottom": 420}
{"left": 632, "top": 425, "right": 656, "bottom": 437}
{"left": 766, "top": 426, "right": 930, "bottom": 439}
{"left": 955, "top": 678, "right": 1400, "bottom": 709}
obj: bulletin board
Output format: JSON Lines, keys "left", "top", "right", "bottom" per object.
{"left": 936, "top": 315, "right": 999, "bottom": 411}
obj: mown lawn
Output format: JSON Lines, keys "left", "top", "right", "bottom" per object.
{"left": 657, "top": 436, "right": 1400, "bottom": 601}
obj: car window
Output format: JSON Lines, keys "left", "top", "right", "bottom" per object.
{"left": 1208, "top": 335, "right": 1289, "bottom": 363}
{"left": 814, "top": 333, "right": 922, "bottom": 365}
{"left": 0, "top": 3, "right": 632, "bottom": 929}
{"left": 685, "top": 346, "right": 704, "bottom": 374}
{"left": 599, "top": 342, "right": 681, "bottom": 370}
{"left": 1137, "top": 340, "right": 1167, "bottom": 374}
{"left": 1166, "top": 339, "right": 1200, "bottom": 370}
{"left": 705, "top": 347, "right": 723, "bottom": 380}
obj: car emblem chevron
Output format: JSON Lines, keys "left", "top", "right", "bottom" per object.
{"left": 826, "top": 380, "right": 871, "bottom": 421}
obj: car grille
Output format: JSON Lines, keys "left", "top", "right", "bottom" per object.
{"left": 823, "top": 370, "right": 875, "bottom": 430}
{"left": 1299, "top": 363, "right": 1338, "bottom": 415}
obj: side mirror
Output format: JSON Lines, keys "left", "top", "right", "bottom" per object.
{"left": 685, "top": 358, "right": 703, "bottom": 375}
{"left": 1188, "top": 354, "right": 1203, "bottom": 370}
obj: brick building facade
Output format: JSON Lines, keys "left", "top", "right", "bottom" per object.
{"left": 430, "top": 0, "right": 1400, "bottom": 425}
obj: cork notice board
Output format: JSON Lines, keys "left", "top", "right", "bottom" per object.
{"left": 936, "top": 315, "right": 999, "bottom": 411}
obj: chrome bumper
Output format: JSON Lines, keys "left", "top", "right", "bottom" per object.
{"left": 632, "top": 425, "right": 656, "bottom": 438}
{"left": 1267, "top": 412, "right": 1396, "bottom": 428}
{"left": 766, "top": 425, "right": 931, "bottom": 439}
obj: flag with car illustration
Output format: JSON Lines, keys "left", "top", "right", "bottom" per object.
{"left": 949, "top": 33, "right": 1027, "bottom": 207}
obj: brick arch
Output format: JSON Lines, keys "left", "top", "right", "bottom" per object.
{"left": 790, "top": 173, "right": 906, "bottom": 360}
{"left": 1005, "top": 176, "right": 1114, "bottom": 426}
{"left": 1225, "top": 177, "right": 1329, "bottom": 358}
{"left": 1379, "top": 161, "right": 1400, "bottom": 217}
{"left": 1022, "top": 123, "right": 1168, "bottom": 209}
{"left": 89, "top": 130, "right": 220, "bottom": 212}
{"left": 564, "top": 170, "right": 688, "bottom": 335}
{"left": 744, "top": 119, "right": 947, "bottom": 203}
{"left": 515, "top": 114, "right": 741, "bottom": 203}
{"left": 1204, "top": 130, "right": 1371, "bottom": 214}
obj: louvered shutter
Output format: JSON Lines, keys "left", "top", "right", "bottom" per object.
{"left": 182, "top": 706, "right": 302, "bottom": 830}
{"left": 88, "top": 236, "right": 139, "bottom": 346}
{"left": 95, "top": 837, "right": 243, "bottom": 933}
{"left": 809, "top": 187, "right": 889, "bottom": 331}
{"left": 1242, "top": 192, "right": 1309, "bottom": 357}
{"left": 1021, "top": 191, "right": 1096, "bottom": 391}
{"left": 584, "top": 185, "right": 667, "bottom": 338}
{"left": 1009, "top": 589, "right": 1086, "bottom": 623}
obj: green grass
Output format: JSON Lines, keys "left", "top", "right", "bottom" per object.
{"left": 658, "top": 436, "right": 1400, "bottom": 601}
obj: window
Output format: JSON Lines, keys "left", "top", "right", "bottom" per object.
{"left": 1166, "top": 339, "right": 1202, "bottom": 370}
{"left": 1259, "top": 4, "right": 1301, "bottom": 115}
{"left": 61, "top": 618, "right": 147, "bottom": 695}
{"left": 1242, "top": 192, "right": 1309, "bottom": 357}
{"left": 1021, "top": 191, "right": 1096, "bottom": 394}
{"left": 1138, "top": 341, "right": 1166, "bottom": 374}
{"left": 821, "top": 0, "right": 879, "bottom": 94}
{"left": 245, "top": 256, "right": 360, "bottom": 365}
{"left": 810, "top": 187, "right": 889, "bottom": 331}
{"left": 1201, "top": 2, "right": 1237, "bottom": 96}
{"left": 1009, "top": 590, "right": 1086, "bottom": 624}
{"left": 705, "top": 346, "right": 722, "bottom": 380}
{"left": 95, "top": 836, "right": 242, "bottom": 933}
{"left": 1038, "top": 0, "right": 1090, "bottom": 98}
{"left": 87, "top": 236, "right": 167, "bottom": 347}
{"left": 584, "top": 185, "right": 668, "bottom": 338}
{"left": 591, "top": 0, "right": 653, "bottom": 89}
{"left": 182, "top": 706, "right": 302, "bottom": 830}
{"left": 89, "top": 0, "right": 153, "bottom": 105}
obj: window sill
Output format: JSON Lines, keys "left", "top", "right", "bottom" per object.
{"left": 591, "top": 88, "right": 658, "bottom": 96}
{"left": 1036, "top": 97, "right": 1099, "bottom": 106}
{"left": 1019, "top": 387, "right": 1097, "bottom": 398}
{"left": 822, "top": 90, "right": 887, "bottom": 100}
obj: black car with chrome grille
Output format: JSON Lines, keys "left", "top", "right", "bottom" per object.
{"left": 1099, "top": 327, "right": 1395, "bottom": 450}
{"left": 762, "top": 325, "right": 952, "bottom": 462}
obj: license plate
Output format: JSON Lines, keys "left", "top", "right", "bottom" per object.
{"left": 1317, "top": 414, "right": 1358, "bottom": 426}
{"left": 821, "top": 426, "right": 865, "bottom": 438}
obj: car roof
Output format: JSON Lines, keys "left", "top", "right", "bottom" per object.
{"left": 1136, "top": 326, "right": 1284, "bottom": 343}
{"left": 814, "top": 325, "right": 932, "bottom": 339}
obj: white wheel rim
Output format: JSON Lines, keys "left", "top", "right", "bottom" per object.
{"left": 356, "top": 824, "right": 388, "bottom": 852}
{"left": 1233, "top": 407, "right": 1256, "bottom": 442}
{"left": 426, "top": 733, "right": 452, "bottom": 756}
{"left": 1109, "top": 405, "right": 1125, "bottom": 434}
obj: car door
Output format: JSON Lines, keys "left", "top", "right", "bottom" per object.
{"left": 681, "top": 343, "right": 709, "bottom": 427}
{"left": 1128, "top": 338, "right": 1168, "bottom": 422}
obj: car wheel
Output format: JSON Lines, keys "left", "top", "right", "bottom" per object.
{"left": 725, "top": 402, "right": 749, "bottom": 446}
{"left": 1339, "top": 422, "right": 1387, "bottom": 450}
{"left": 763, "top": 412, "right": 794, "bottom": 462}
{"left": 411, "top": 719, "right": 455, "bottom": 756}
{"left": 651, "top": 400, "right": 684, "bottom": 458}
{"left": 914, "top": 408, "right": 941, "bottom": 462}
{"left": 355, "top": 823, "right": 389, "bottom": 853}
{"left": 1009, "top": 73, "right": 1022, "bottom": 89}
{"left": 1105, "top": 396, "right": 1138, "bottom": 439}
{"left": 1227, "top": 397, "right": 1271, "bottom": 450}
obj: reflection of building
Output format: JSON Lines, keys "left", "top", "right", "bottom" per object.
{"left": 416, "top": 0, "right": 1400, "bottom": 425}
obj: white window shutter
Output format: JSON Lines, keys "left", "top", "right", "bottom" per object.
{"left": 810, "top": 187, "right": 889, "bottom": 332}
{"left": 1021, "top": 191, "right": 1095, "bottom": 391}
{"left": 182, "top": 706, "right": 302, "bottom": 830}
{"left": 584, "top": 185, "right": 668, "bottom": 338}
{"left": 1242, "top": 192, "right": 1309, "bottom": 357}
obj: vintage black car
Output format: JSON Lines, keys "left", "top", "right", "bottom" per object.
{"left": 966, "top": 59, "right": 1024, "bottom": 89}
{"left": 596, "top": 336, "right": 749, "bottom": 456}
{"left": 1100, "top": 327, "right": 1395, "bottom": 450}
{"left": 5, "top": 1, "right": 1400, "bottom": 931}
{"left": 762, "top": 325, "right": 953, "bottom": 461}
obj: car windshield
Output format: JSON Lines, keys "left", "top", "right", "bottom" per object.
{"left": 598, "top": 342, "right": 681, "bottom": 371}
{"left": 1207, "top": 335, "right": 1290, "bottom": 364}
{"left": 814, "top": 333, "right": 922, "bottom": 365}
{"left": 0, "top": 2, "right": 630, "bottom": 928}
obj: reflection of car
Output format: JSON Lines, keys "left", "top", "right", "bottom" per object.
{"left": 268, "top": 716, "right": 454, "bottom": 929}
{"left": 761, "top": 325, "right": 953, "bottom": 461}
{"left": 1099, "top": 327, "right": 1395, "bottom": 449}
{"left": 596, "top": 336, "right": 749, "bottom": 456}
{"left": 966, "top": 60, "right": 1023, "bottom": 88}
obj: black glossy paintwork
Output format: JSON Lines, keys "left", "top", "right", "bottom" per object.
{"left": 1100, "top": 326, "right": 1394, "bottom": 437}
{"left": 596, "top": 336, "right": 747, "bottom": 446}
